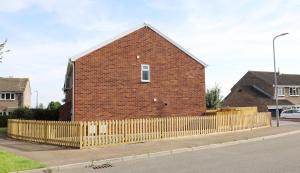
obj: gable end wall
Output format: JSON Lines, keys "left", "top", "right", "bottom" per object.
{"left": 73, "top": 27, "right": 206, "bottom": 120}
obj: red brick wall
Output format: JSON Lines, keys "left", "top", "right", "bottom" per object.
{"left": 223, "top": 88, "right": 269, "bottom": 112}
{"left": 59, "top": 101, "right": 71, "bottom": 121}
{"left": 73, "top": 27, "right": 206, "bottom": 121}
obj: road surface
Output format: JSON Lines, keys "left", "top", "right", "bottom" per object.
{"left": 66, "top": 132, "right": 300, "bottom": 173}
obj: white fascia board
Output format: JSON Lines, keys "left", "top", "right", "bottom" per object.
{"left": 276, "top": 85, "right": 300, "bottom": 88}
{"left": 145, "top": 23, "right": 207, "bottom": 67}
{"left": 70, "top": 23, "right": 207, "bottom": 67}
{"left": 70, "top": 23, "right": 146, "bottom": 62}
{"left": 267, "top": 105, "right": 300, "bottom": 109}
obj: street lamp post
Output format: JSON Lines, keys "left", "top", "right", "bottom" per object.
{"left": 273, "top": 33, "right": 288, "bottom": 127}
{"left": 35, "top": 90, "right": 39, "bottom": 108}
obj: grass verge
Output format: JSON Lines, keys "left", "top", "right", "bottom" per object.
{"left": 0, "top": 150, "right": 46, "bottom": 173}
{"left": 0, "top": 128, "right": 6, "bottom": 135}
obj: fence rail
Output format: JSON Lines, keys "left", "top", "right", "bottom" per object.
{"left": 7, "top": 112, "right": 271, "bottom": 149}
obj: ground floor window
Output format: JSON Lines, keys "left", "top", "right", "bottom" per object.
{"left": 0, "top": 111, "right": 13, "bottom": 116}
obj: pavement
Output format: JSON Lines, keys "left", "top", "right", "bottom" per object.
{"left": 1, "top": 119, "right": 300, "bottom": 172}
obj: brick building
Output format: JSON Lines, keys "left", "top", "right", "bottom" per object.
{"left": 224, "top": 71, "right": 300, "bottom": 115}
{"left": 60, "top": 23, "right": 207, "bottom": 121}
{"left": 0, "top": 77, "right": 31, "bottom": 115}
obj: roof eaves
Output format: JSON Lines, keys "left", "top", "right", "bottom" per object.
{"left": 144, "top": 23, "right": 207, "bottom": 67}
{"left": 70, "top": 23, "right": 147, "bottom": 62}
{"left": 70, "top": 23, "right": 207, "bottom": 67}
{"left": 249, "top": 71, "right": 273, "bottom": 85}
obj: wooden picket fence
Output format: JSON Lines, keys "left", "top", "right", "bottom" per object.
{"left": 7, "top": 120, "right": 80, "bottom": 147}
{"left": 205, "top": 106, "right": 258, "bottom": 116}
{"left": 7, "top": 112, "right": 271, "bottom": 149}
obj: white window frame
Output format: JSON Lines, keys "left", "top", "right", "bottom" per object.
{"left": 277, "top": 87, "right": 285, "bottom": 96}
{"left": 141, "top": 64, "right": 150, "bottom": 82}
{"left": 0, "top": 92, "right": 15, "bottom": 100}
{"left": 10, "top": 93, "right": 15, "bottom": 100}
{"left": 289, "top": 87, "right": 299, "bottom": 96}
{"left": 0, "top": 93, "right": 5, "bottom": 100}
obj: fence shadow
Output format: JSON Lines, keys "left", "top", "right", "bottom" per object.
{"left": 0, "top": 135, "right": 70, "bottom": 152}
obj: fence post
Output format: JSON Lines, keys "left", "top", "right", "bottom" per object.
{"left": 44, "top": 121, "right": 47, "bottom": 143}
{"left": 79, "top": 122, "right": 83, "bottom": 149}
{"left": 269, "top": 113, "right": 272, "bottom": 127}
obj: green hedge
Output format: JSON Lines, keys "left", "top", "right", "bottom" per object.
{"left": 0, "top": 108, "right": 59, "bottom": 127}
{"left": 0, "top": 116, "right": 8, "bottom": 127}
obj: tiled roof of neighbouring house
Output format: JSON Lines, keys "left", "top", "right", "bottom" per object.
{"left": 249, "top": 71, "right": 300, "bottom": 86}
{"left": 0, "top": 77, "right": 29, "bottom": 92}
{"left": 237, "top": 85, "right": 295, "bottom": 105}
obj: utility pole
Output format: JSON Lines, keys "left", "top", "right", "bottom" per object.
{"left": 35, "top": 90, "right": 38, "bottom": 108}
{"left": 0, "top": 39, "right": 10, "bottom": 63}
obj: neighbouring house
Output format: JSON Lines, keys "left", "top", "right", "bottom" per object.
{"left": 0, "top": 77, "right": 31, "bottom": 116}
{"left": 60, "top": 23, "right": 207, "bottom": 121}
{"left": 224, "top": 71, "right": 300, "bottom": 115}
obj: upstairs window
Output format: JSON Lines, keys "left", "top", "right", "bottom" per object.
{"left": 6, "top": 93, "right": 10, "bottom": 100}
{"left": 289, "top": 87, "right": 299, "bottom": 96}
{"left": 11, "top": 93, "right": 15, "bottom": 100}
{"left": 141, "top": 64, "right": 150, "bottom": 82}
{"left": 0, "top": 93, "right": 15, "bottom": 100}
{"left": 277, "top": 87, "right": 285, "bottom": 96}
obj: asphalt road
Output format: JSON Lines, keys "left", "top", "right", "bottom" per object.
{"left": 68, "top": 132, "right": 300, "bottom": 173}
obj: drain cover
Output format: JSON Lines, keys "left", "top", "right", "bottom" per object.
{"left": 92, "top": 163, "right": 113, "bottom": 170}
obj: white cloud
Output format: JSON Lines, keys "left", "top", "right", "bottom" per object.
{"left": 0, "top": 0, "right": 129, "bottom": 32}
{"left": 1, "top": 0, "right": 300, "bottom": 104}
{"left": 0, "top": 0, "right": 31, "bottom": 12}
{"left": 147, "top": 0, "right": 300, "bottom": 97}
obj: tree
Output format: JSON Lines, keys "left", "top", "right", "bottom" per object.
{"left": 0, "top": 39, "right": 10, "bottom": 63}
{"left": 38, "top": 103, "right": 44, "bottom": 109}
{"left": 206, "top": 85, "right": 223, "bottom": 109}
{"left": 47, "top": 101, "right": 61, "bottom": 110}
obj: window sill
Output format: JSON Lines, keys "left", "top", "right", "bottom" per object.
{"left": 290, "top": 95, "right": 299, "bottom": 97}
{"left": 141, "top": 81, "right": 150, "bottom": 83}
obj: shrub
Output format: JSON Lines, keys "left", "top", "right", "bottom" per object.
{"left": 206, "top": 85, "right": 223, "bottom": 109}
{"left": 0, "top": 108, "right": 60, "bottom": 127}
{"left": 0, "top": 116, "right": 9, "bottom": 127}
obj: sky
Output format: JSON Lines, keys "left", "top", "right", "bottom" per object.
{"left": 0, "top": 0, "right": 299, "bottom": 107}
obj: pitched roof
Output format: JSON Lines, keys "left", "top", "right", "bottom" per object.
{"left": 0, "top": 77, "right": 29, "bottom": 92}
{"left": 70, "top": 23, "right": 207, "bottom": 67}
{"left": 249, "top": 71, "right": 300, "bottom": 86}
{"left": 237, "top": 85, "right": 294, "bottom": 105}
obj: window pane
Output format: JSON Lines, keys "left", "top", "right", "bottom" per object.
{"left": 290, "top": 87, "right": 299, "bottom": 96}
{"left": 142, "top": 71, "right": 149, "bottom": 81}
{"left": 1, "top": 93, "right": 4, "bottom": 99}
{"left": 142, "top": 66, "right": 149, "bottom": 70}
{"left": 11, "top": 93, "right": 15, "bottom": 100}
{"left": 5, "top": 93, "right": 10, "bottom": 100}
{"left": 277, "top": 87, "right": 284, "bottom": 96}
